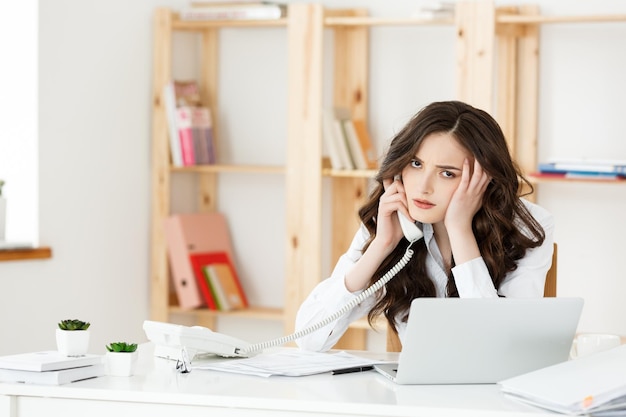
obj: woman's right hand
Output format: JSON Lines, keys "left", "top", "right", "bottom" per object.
{"left": 374, "top": 177, "right": 410, "bottom": 255}
{"left": 344, "top": 177, "right": 408, "bottom": 292}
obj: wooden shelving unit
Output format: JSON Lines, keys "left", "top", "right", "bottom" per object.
{"left": 150, "top": 2, "right": 626, "bottom": 350}
{"left": 150, "top": 8, "right": 293, "bottom": 331}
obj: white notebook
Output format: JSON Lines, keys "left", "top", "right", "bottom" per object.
{"left": 0, "top": 363, "right": 104, "bottom": 385}
{"left": 499, "top": 344, "right": 626, "bottom": 415}
{"left": 0, "top": 351, "right": 102, "bottom": 372}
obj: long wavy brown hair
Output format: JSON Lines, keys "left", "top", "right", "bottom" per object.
{"left": 360, "top": 101, "right": 545, "bottom": 333}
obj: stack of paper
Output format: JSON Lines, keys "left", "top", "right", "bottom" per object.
{"left": 194, "top": 349, "right": 385, "bottom": 377}
{"left": 498, "top": 345, "right": 626, "bottom": 416}
{"left": 0, "top": 351, "right": 104, "bottom": 385}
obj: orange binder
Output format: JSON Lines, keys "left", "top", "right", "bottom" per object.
{"left": 163, "top": 212, "right": 236, "bottom": 310}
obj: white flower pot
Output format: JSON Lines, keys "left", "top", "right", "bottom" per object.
{"left": 106, "top": 351, "right": 138, "bottom": 377}
{"left": 56, "top": 329, "right": 90, "bottom": 356}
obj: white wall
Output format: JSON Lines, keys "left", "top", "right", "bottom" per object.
{"left": 0, "top": 0, "right": 625, "bottom": 356}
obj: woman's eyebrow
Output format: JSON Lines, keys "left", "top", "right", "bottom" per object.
{"left": 436, "top": 164, "right": 462, "bottom": 171}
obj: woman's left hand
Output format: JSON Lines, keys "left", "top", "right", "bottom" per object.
{"left": 444, "top": 158, "right": 491, "bottom": 233}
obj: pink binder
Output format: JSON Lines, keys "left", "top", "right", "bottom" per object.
{"left": 163, "top": 212, "right": 236, "bottom": 309}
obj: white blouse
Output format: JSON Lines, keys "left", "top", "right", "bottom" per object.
{"left": 295, "top": 199, "right": 555, "bottom": 352}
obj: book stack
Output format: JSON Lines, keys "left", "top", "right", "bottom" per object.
{"left": 190, "top": 251, "right": 248, "bottom": 311}
{"left": 163, "top": 80, "right": 216, "bottom": 167}
{"left": 0, "top": 351, "right": 104, "bottom": 385}
{"left": 323, "top": 107, "right": 378, "bottom": 171}
{"left": 163, "top": 212, "right": 248, "bottom": 310}
{"left": 180, "top": 1, "right": 287, "bottom": 21}
{"left": 536, "top": 159, "right": 626, "bottom": 180}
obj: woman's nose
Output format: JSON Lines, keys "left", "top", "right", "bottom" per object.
{"left": 411, "top": 172, "right": 432, "bottom": 195}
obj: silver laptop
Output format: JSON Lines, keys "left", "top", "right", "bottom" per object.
{"left": 375, "top": 297, "right": 583, "bottom": 385}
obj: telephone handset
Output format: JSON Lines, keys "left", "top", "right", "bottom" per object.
{"left": 398, "top": 211, "right": 423, "bottom": 242}
{"left": 394, "top": 174, "right": 424, "bottom": 243}
{"left": 144, "top": 190, "right": 424, "bottom": 361}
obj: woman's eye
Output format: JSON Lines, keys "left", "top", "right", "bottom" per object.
{"left": 410, "top": 160, "right": 422, "bottom": 168}
{"left": 442, "top": 170, "right": 455, "bottom": 178}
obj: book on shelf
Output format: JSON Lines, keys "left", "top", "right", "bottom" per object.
{"left": 204, "top": 255, "right": 248, "bottom": 310}
{"left": 538, "top": 159, "right": 626, "bottom": 176}
{"left": 191, "top": 106, "right": 216, "bottom": 165}
{"left": 499, "top": 345, "right": 626, "bottom": 416}
{"left": 180, "top": 2, "right": 287, "bottom": 21}
{"left": 189, "top": 252, "right": 219, "bottom": 310}
{"left": 176, "top": 107, "right": 196, "bottom": 166}
{"left": 322, "top": 108, "right": 345, "bottom": 170}
{"left": 532, "top": 172, "right": 626, "bottom": 181}
{"left": 173, "top": 80, "right": 202, "bottom": 107}
{"left": 163, "top": 79, "right": 215, "bottom": 167}
{"left": 0, "top": 363, "right": 104, "bottom": 385}
{"left": 204, "top": 265, "right": 230, "bottom": 310}
{"left": 331, "top": 107, "right": 356, "bottom": 170}
{"left": 190, "top": 251, "right": 248, "bottom": 311}
{"left": 0, "top": 351, "right": 102, "bottom": 372}
{"left": 163, "top": 212, "right": 237, "bottom": 310}
{"left": 342, "top": 119, "right": 378, "bottom": 170}
{"left": 163, "top": 82, "right": 183, "bottom": 167}
{"left": 324, "top": 107, "right": 378, "bottom": 171}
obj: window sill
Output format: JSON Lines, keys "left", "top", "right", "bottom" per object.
{"left": 0, "top": 247, "right": 52, "bottom": 262}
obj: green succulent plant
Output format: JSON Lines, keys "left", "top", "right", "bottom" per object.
{"left": 0, "top": 179, "right": 4, "bottom": 197}
{"left": 105, "top": 342, "right": 138, "bottom": 353}
{"left": 58, "top": 319, "right": 91, "bottom": 331}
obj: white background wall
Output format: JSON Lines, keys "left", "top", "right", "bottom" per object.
{"left": 0, "top": 0, "right": 625, "bottom": 356}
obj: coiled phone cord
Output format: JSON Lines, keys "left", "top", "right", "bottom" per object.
{"left": 237, "top": 242, "right": 416, "bottom": 356}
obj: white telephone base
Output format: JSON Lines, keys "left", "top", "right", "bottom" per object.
{"left": 143, "top": 320, "right": 253, "bottom": 359}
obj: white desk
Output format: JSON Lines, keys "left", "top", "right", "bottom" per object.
{"left": 0, "top": 344, "right": 553, "bottom": 417}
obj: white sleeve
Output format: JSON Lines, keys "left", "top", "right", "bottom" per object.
{"left": 294, "top": 224, "right": 376, "bottom": 352}
{"left": 453, "top": 200, "right": 555, "bottom": 298}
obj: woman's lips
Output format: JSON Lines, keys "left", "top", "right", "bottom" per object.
{"left": 413, "top": 199, "right": 435, "bottom": 209}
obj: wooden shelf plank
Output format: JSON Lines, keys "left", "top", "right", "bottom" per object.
{"left": 171, "top": 164, "right": 284, "bottom": 174}
{"left": 325, "top": 16, "right": 454, "bottom": 27}
{"left": 497, "top": 14, "right": 626, "bottom": 25}
{"left": 0, "top": 247, "right": 52, "bottom": 262}
{"left": 168, "top": 306, "right": 284, "bottom": 321}
{"left": 323, "top": 168, "right": 376, "bottom": 178}
{"left": 172, "top": 14, "right": 287, "bottom": 30}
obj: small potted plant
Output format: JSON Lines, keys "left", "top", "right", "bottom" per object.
{"left": 105, "top": 342, "right": 138, "bottom": 377}
{"left": 56, "top": 319, "right": 91, "bottom": 357}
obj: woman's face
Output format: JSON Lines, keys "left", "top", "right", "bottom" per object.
{"left": 400, "top": 132, "right": 472, "bottom": 225}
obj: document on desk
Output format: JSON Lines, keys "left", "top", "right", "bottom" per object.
{"left": 498, "top": 344, "right": 626, "bottom": 416}
{"left": 193, "top": 349, "right": 385, "bottom": 377}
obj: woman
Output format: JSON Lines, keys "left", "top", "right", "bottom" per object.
{"left": 295, "top": 101, "right": 554, "bottom": 352}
